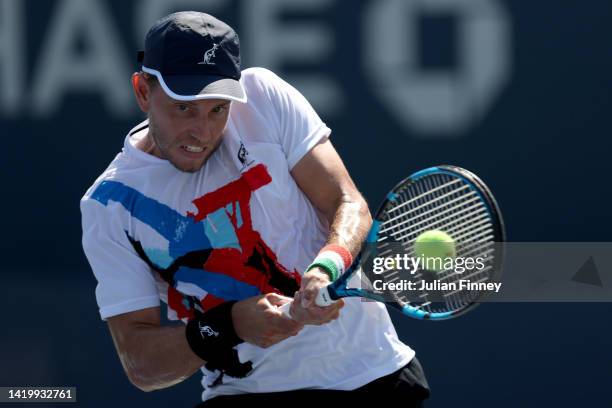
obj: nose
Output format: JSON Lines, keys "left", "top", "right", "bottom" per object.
{"left": 187, "top": 117, "right": 212, "bottom": 143}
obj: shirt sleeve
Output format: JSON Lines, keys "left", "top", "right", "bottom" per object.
{"left": 81, "top": 196, "right": 160, "bottom": 321}
{"left": 243, "top": 68, "right": 332, "bottom": 169}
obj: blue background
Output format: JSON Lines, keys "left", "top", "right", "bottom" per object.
{"left": 1, "top": 1, "right": 610, "bottom": 406}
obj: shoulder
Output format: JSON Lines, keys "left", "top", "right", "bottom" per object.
{"left": 80, "top": 139, "right": 134, "bottom": 209}
{"left": 80, "top": 161, "right": 124, "bottom": 215}
{"left": 240, "top": 67, "right": 295, "bottom": 102}
{"left": 81, "top": 121, "right": 153, "bottom": 206}
{"left": 240, "top": 67, "right": 283, "bottom": 88}
{"left": 228, "top": 68, "right": 285, "bottom": 143}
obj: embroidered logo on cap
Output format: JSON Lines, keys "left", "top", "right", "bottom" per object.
{"left": 198, "top": 43, "right": 220, "bottom": 65}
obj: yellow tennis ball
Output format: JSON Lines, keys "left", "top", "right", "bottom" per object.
{"left": 414, "top": 230, "right": 456, "bottom": 272}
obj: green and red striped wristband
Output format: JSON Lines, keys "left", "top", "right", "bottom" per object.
{"left": 306, "top": 244, "right": 353, "bottom": 282}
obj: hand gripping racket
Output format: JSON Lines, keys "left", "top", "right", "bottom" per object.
{"left": 279, "top": 165, "right": 505, "bottom": 320}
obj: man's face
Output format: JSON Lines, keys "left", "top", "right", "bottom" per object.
{"left": 135, "top": 74, "right": 232, "bottom": 173}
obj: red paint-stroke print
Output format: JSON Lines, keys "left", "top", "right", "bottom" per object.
{"left": 169, "top": 164, "right": 301, "bottom": 313}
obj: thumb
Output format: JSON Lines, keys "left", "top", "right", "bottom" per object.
{"left": 266, "top": 292, "right": 292, "bottom": 306}
{"left": 301, "top": 289, "right": 315, "bottom": 308}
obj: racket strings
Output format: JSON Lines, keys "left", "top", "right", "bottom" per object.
{"left": 382, "top": 176, "right": 481, "bottom": 238}
{"left": 376, "top": 173, "right": 498, "bottom": 314}
{"left": 380, "top": 181, "right": 468, "bottom": 229}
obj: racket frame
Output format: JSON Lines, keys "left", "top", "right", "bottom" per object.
{"left": 326, "top": 165, "right": 506, "bottom": 320}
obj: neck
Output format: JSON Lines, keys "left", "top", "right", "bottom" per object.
{"left": 135, "top": 131, "right": 159, "bottom": 157}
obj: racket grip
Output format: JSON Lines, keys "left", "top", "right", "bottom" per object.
{"left": 315, "top": 286, "right": 334, "bottom": 306}
{"left": 277, "top": 286, "right": 334, "bottom": 320}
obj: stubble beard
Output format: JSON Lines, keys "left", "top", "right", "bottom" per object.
{"left": 147, "top": 115, "right": 222, "bottom": 173}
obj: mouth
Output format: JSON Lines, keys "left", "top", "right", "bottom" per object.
{"left": 179, "top": 144, "right": 208, "bottom": 160}
{"left": 182, "top": 145, "right": 204, "bottom": 153}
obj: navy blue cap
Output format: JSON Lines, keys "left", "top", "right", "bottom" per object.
{"left": 139, "top": 11, "right": 246, "bottom": 102}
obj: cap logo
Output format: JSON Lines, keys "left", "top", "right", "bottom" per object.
{"left": 198, "top": 43, "right": 220, "bottom": 65}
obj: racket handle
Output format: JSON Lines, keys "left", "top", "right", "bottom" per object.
{"left": 315, "top": 286, "right": 334, "bottom": 306}
{"left": 277, "top": 286, "right": 335, "bottom": 320}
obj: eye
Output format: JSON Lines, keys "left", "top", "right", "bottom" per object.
{"left": 177, "top": 103, "right": 190, "bottom": 112}
{"left": 212, "top": 104, "right": 228, "bottom": 114}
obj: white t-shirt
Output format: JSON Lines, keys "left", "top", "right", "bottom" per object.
{"left": 80, "top": 67, "right": 414, "bottom": 401}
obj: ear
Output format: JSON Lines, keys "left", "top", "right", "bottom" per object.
{"left": 132, "top": 72, "right": 151, "bottom": 113}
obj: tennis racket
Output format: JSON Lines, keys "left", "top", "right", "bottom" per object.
{"left": 279, "top": 165, "right": 505, "bottom": 320}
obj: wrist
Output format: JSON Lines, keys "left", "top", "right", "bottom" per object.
{"left": 304, "top": 267, "right": 332, "bottom": 283}
{"left": 185, "top": 302, "right": 242, "bottom": 358}
{"left": 306, "top": 244, "right": 353, "bottom": 282}
{"left": 306, "top": 259, "right": 338, "bottom": 282}
{"left": 185, "top": 301, "right": 252, "bottom": 377}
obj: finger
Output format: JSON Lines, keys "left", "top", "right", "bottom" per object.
{"left": 319, "top": 298, "right": 344, "bottom": 313}
{"left": 311, "top": 302, "right": 341, "bottom": 315}
{"left": 269, "top": 300, "right": 304, "bottom": 331}
{"left": 289, "top": 293, "right": 311, "bottom": 325}
{"left": 290, "top": 291, "right": 301, "bottom": 313}
{"left": 307, "top": 303, "right": 342, "bottom": 322}
{"left": 280, "top": 322, "right": 304, "bottom": 337}
{"left": 290, "top": 299, "right": 319, "bottom": 326}
{"left": 315, "top": 309, "right": 340, "bottom": 325}
{"left": 266, "top": 292, "right": 293, "bottom": 306}
{"left": 300, "top": 289, "right": 314, "bottom": 308}
{"left": 275, "top": 314, "right": 304, "bottom": 332}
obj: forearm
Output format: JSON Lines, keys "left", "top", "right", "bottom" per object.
{"left": 293, "top": 193, "right": 366, "bottom": 320}
{"left": 111, "top": 323, "right": 203, "bottom": 392}
{"left": 325, "top": 193, "right": 372, "bottom": 258}
{"left": 289, "top": 139, "right": 372, "bottom": 263}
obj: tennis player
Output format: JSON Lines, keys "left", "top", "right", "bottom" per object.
{"left": 80, "top": 11, "right": 430, "bottom": 406}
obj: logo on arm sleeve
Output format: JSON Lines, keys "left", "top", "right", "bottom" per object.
{"left": 198, "top": 322, "right": 220, "bottom": 338}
